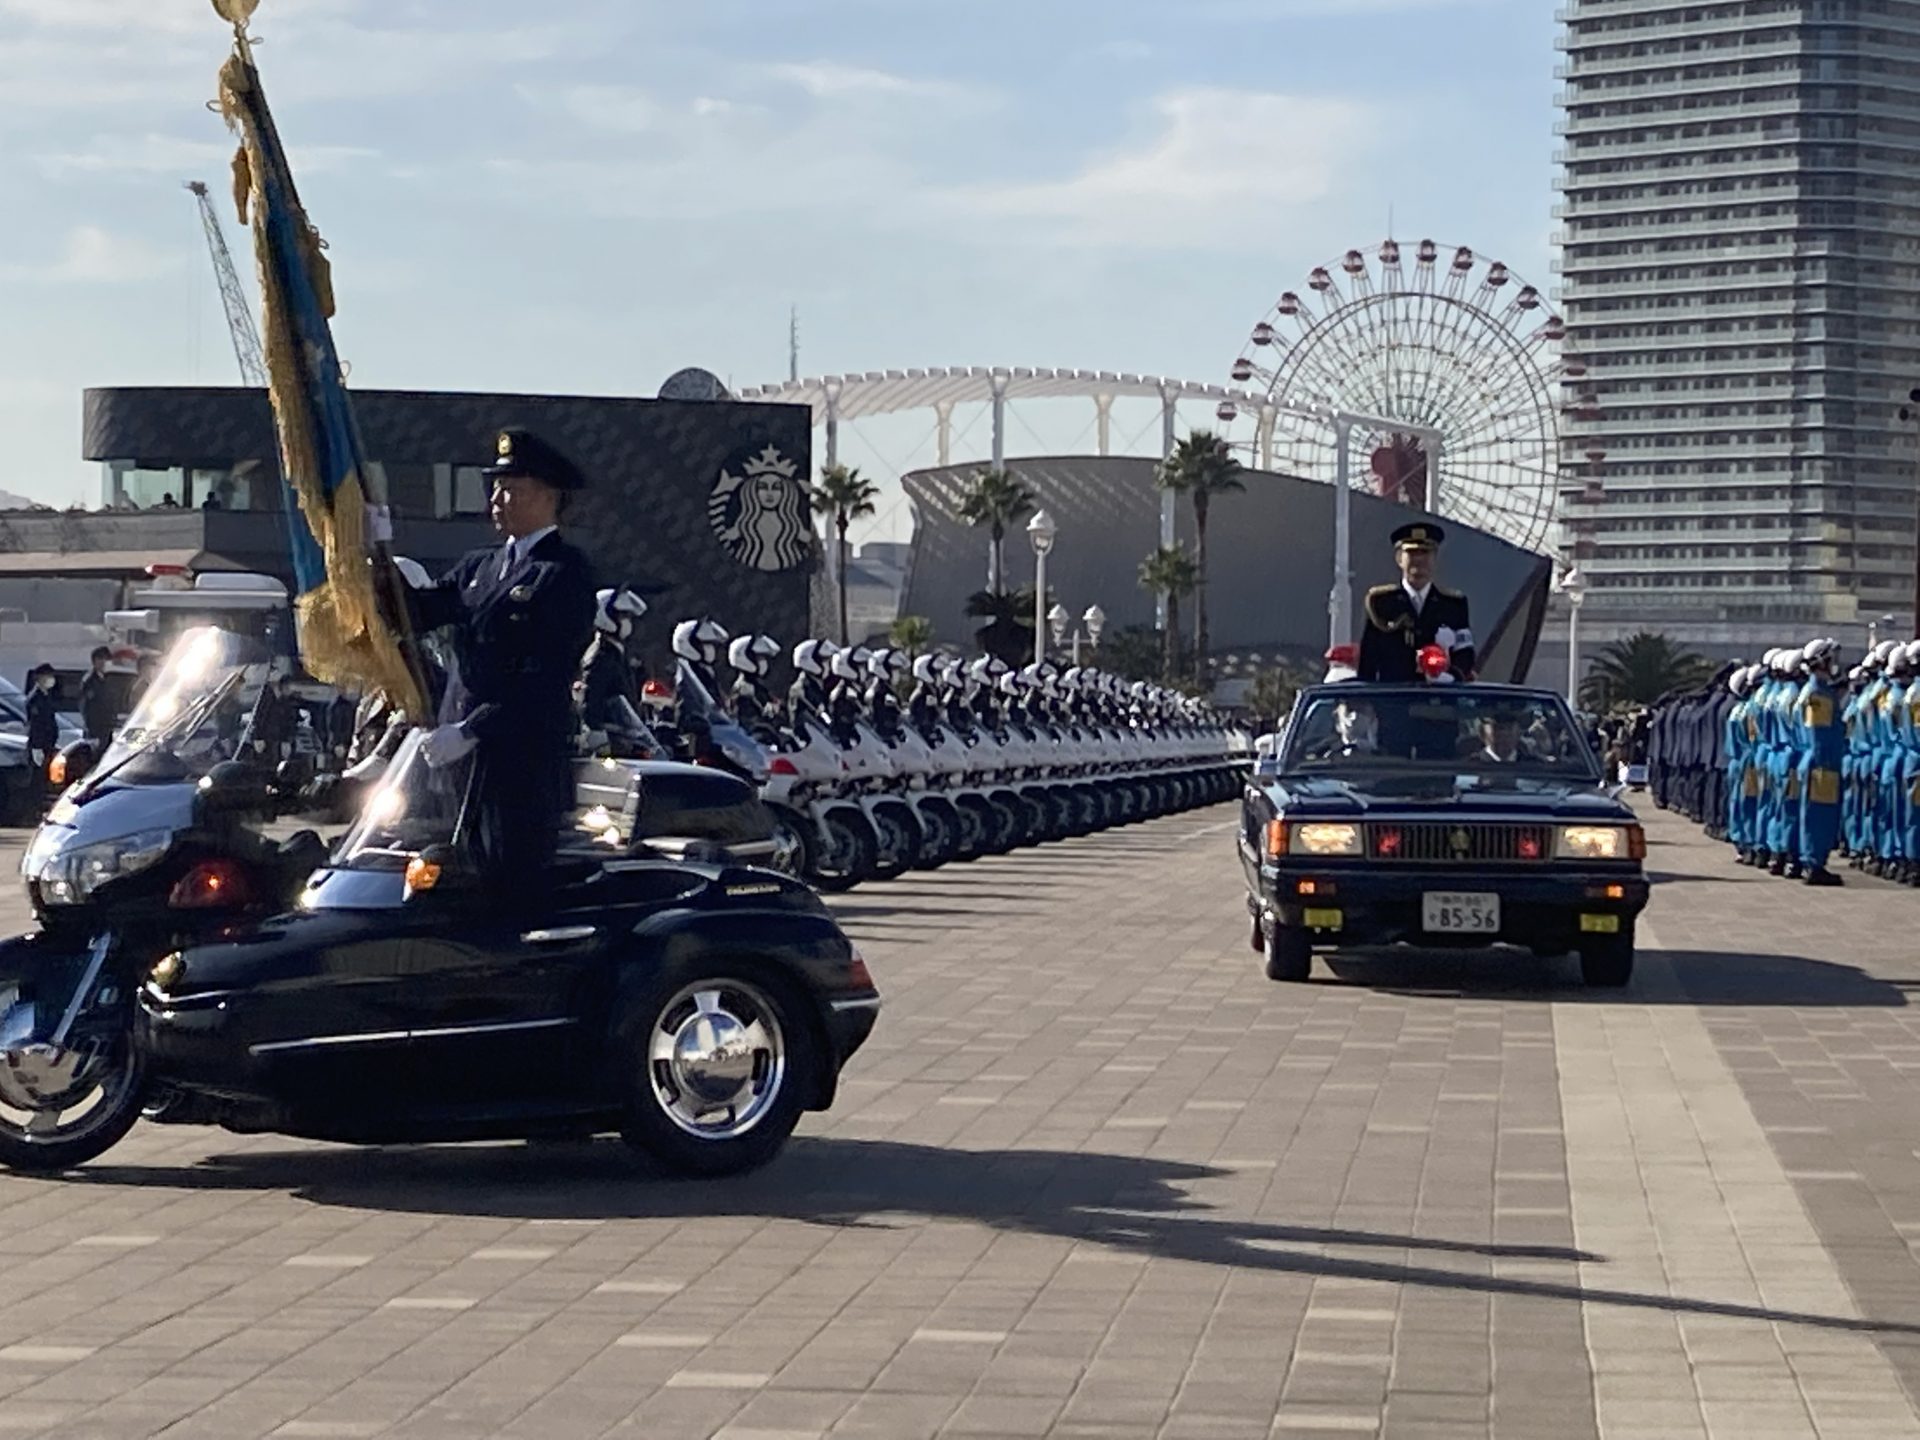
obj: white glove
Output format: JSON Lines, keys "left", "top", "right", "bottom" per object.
{"left": 365, "top": 504, "right": 394, "bottom": 545}
{"left": 420, "top": 722, "right": 477, "bottom": 769}
{"left": 1433, "top": 626, "right": 1457, "bottom": 652}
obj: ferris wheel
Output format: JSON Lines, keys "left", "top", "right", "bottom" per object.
{"left": 1223, "top": 239, "right": 1569, "bottom": 555}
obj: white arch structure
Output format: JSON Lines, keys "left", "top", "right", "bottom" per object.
{"left": 736, "top": 366, "right": 1441, "bottom": 647}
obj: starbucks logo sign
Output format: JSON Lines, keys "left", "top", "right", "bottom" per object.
{"left": 707, "top": 443, "right": 810, "bottom": 572}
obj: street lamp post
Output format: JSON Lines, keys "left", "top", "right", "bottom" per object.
{"left": 1027, "top": 509, "right": 1057, "bottom": 666}
{"left": 1045, "top": 603, "right": 1105, "bottom": 665}
{"left": 1558, "top": 566, "right": 1588, "bottom": 708}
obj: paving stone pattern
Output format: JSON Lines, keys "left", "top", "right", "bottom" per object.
{"left": 0, "top": 804, "right": 1912, "bottom": 1437}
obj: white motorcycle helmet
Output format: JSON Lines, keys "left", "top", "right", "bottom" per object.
{"left": 793, "top": 638, "right": 832, "bottom": 677}
{"left": 672, "top": 618, "right": 730, "bottom": 666}
{"left": 997, "top": 670, "right": 1023, "bottom": 697}
{"left": 829, "top": 646, "right": 869, "bottom": 682}
{"left": 595, "top": 588, "right": 647, "bottom": 638}
{"left": 911, "top": 654, "right": 940, "bottom": 685}
{"left": 728, "top": 634, "right": 781, "bottom": 677}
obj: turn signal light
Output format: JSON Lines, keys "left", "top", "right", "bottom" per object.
{"left": 768, "top": 756, "right": 800, "bottom": 777}
{"left": 1297, "top": 879, "right": 1335, "bottom": 897}
{"left": 1627, "top": 825, "right": 1647, "bottom": 861}
{"left": 47, "top": 754, "right": 67, "bottom": 786}
{"left": 404, "top": 854, "right": 443, "bottom": 896}
{"left": 1264, "top": 819, "right": 1288, "bottom": 858}
{"left": 169, "top": 860, "right": 250, "bottom": 910}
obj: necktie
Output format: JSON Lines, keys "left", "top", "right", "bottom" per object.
{"left": 500, "top": 539, "right": 518, "bottom": 580}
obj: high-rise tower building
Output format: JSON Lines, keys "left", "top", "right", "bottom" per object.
{"left": 1555, "top": 0, "right": 1920, "bottom": 642}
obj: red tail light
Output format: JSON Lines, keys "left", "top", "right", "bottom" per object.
{"left": 847, "top": 952, "right": 874, "bottom": 990}
{"left": 768, "top": 756, "right": 799, "bottom": 776}
{"left": 169, "top": 860, "right": 252, "bottom": 910}
{"left": 642, "top": 678, "right": 674, "bottom": 700}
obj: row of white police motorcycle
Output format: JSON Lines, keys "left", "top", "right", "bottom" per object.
{"left": 591, "top": 619, "right": 1251, "bottom": 892}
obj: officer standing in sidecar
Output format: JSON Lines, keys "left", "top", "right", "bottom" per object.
{"left": 377, "top": 427, "right": 597, "bottom": 895}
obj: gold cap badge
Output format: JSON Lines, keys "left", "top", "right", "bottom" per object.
{"left": 497, "top": 432, "right": 514, "bottom": 458}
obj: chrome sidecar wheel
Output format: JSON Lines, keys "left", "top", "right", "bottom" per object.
{"left": 0, "top": 1031, "right": 146, "bottom": 1172}
{"left": 621, "top": 970, "right": 812, "bottom": 1177}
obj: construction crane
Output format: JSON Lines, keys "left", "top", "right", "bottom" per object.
{"left": 186, "top": 179, "right": 267, "bottom": 388}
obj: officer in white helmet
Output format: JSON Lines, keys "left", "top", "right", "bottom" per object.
{"left": 580, "top": 588, "right": 648, "bottom": 735}
{"left": 727, "top": 634, "right": 784, "bottom": 731}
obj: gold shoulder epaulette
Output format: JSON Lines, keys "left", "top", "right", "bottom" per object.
{"left": 1433, "top": 585, "right": 1464, "bottom": 600}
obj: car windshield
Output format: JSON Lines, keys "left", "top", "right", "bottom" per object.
{"left": 85, "top": 627, "right": 272, "bottom": 787}
{"left": 1283, "top": 688, "right": 1599, "bottom": 783}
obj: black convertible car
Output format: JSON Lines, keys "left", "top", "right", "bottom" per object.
{"left": 1240, "top": 682, "right": 1650, "bottom": 987}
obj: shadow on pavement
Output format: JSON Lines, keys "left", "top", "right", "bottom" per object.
{"left": 1321, "top": 948, "right": 1906, "bottom": 1008}
{"left": 66, "top": 1136, "right": 1920, "bottom": 1336}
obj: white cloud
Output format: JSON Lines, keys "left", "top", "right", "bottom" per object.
{"left": 2, "top": 226, "right": 183, "bottom": 284}
{"left": 946, "top": 88, "right": 1378, "bottom": 249}
{"left": 759, "top": 61, "right": 973, "bottom": 103}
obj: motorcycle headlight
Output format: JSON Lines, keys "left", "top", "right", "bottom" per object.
{"left": 34, "top": 829, "right": 173, "bottom": 905}
{"left": 1290, "top": 822, "right": 1362, "bottom": 857}
{"left": 1556, "top": 824, "right": 1635, "bottom": 861}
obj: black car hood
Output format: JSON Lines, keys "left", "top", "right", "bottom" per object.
{"left": 1270, "top": 773, "right": 1629, "bottom": 820}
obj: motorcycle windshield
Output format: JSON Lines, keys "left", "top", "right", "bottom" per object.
{"left": 335, "top": 730, "right": 476, "bottom": 868}
{"left": 86, "top": 627, "right": 273, "bottom": 788}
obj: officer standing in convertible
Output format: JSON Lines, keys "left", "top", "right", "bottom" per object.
{"left": 1357, "top": 522, "right": 1475, "bottom": 682}
{"left": 392, "top": 427, "right": 597, "bottom": 894}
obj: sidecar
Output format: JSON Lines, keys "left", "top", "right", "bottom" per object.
{"left": 133, "top": 737, "right": 878, "bottom": 1177}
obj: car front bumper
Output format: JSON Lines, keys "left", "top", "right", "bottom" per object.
{"left": 1260, "top": 864, "right": 1649, "bottom": 951}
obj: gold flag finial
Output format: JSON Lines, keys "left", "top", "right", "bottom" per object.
{"left": 210, "top": 0, "right": 260, "bottom": 31}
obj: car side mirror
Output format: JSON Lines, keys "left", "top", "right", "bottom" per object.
{"left": 49, "top": 739, "right": 97, "bottom": 789}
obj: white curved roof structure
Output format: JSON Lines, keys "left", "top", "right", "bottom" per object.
{"left": 734, "top": 366, "right": 1274, "bottom": 424}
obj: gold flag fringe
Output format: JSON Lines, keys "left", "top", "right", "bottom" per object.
{"left": 217, "top": 51, "right": 425, "bottom": 718}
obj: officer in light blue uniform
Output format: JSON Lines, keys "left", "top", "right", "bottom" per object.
{"left": 1726, "top": 664, "right": 1760, "bottom": 864}
{"left": 1840, "top": 657, "right": 1871, "bottom": 863}
{"left": 1852, "top": 643, "right": 1893, "bottom": 871}
{"left": 1880, "top": 644, "right": 1913, "bottom": 881}
{"left": 1752, "top": 650, "right": 1783, "bottom": 873}
{"left": 1768, "top": 647, "right": 1810, "bottom": 877}
{"left": 1897, "top": 641, "right": 1920, "bottom": 887}
{"left": 1795, "top": 638, "right": 1845, "bottom": 886}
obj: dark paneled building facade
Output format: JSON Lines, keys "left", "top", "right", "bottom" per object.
{"left": 70, "top": 386, "right": 815, "bottom": 660}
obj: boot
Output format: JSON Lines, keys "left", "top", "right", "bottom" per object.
{"left": 1803, "top": 867, "right": 1843, "bottom": 888}
{"left": 1784, "top": 861, "right": 1803, "bottom": 880}
{"left": 1767, "top": 856, "right": 1787, "bottom": 876}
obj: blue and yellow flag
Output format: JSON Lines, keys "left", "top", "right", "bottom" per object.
{"left": 213, "top": 0, "right": 425, "bottom": 717}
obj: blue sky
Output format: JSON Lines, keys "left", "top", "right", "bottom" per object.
{"left": 0, "top": 0, "right": 1555, "bottom": 541}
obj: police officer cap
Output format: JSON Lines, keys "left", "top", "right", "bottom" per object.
{"left": 486, "top": 427, "right": 586, "bottom": 491}
{"left": 1391, "top": 521, "right": 1445, "bottom": 551}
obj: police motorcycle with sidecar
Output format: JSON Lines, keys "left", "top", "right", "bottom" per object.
{"left": 1240, "top": 655, "right": 1649, "bottom": 989}
{"left": 0, "top": 628, "right": 878, "bottom": 1177}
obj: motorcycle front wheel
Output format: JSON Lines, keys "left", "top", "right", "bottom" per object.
{"left": 810, "top": 808, "right": 877, "bottom": 892}
{"left": 0, "top": 1028, "right": 146, "bottom": 1172}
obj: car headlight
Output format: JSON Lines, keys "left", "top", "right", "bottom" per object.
{"left": 1290, "top": 822, "right": 1362, "bottom": 857}
{"left": 33, "top": 829, "right": 173, "bottom": 905}
{"left": 1557, "top": 825, "right": 1633, "bottom": 861}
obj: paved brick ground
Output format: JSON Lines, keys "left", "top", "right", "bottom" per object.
{"left": 0, "top": 803, "right": 1913, "bottom": 1438}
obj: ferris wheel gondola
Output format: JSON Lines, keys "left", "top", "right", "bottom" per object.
{"left": 1228, "top": 239, "right": 1572, "bottom": 555}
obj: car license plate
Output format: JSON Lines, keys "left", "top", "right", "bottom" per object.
{"left": 1302, "top": 907, "right": 1343, "bottom": 931}
{"left": 1579, "top": 913, "right": 1620, "bottom": 934}
{"left": 1423, "top": 892, "right": 1499, "bottom": 933}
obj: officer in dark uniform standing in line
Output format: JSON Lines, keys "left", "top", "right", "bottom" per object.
{"left": 391, "top": 427, "right": 597, "bottom": 899}
{"left": 1357, "top": 523, "right": 1475, "bottom": 683}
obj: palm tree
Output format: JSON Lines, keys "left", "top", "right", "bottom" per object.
{"left": 889, "top": 614, "right": 934, "bottom": 656}
{"left": 810, "top": 463, "right": 879, "bottom": 645}
{"left": 1580, "top": 631, "right": 1715, "bottom": 713}
{"left": 1138, "top": 545, "right": 1198, "bottom": 683}
{"left": 1156, "top": 430, "right": 1244, "bottom": 686}
{"left": 1244, "top": 661, "right": 1317, "bottom": 732}
{"left": 957, "top": 468, "right": 1036, "bottom": 595}
{"left": 965, "top": 587, "right": 1035, "bottom": 666}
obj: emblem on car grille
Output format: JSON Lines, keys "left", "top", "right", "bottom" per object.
{"left": 1449, "top": 828, "right": 1471, "bottom": 856}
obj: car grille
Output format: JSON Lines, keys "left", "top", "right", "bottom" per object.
{"left": 1362, "top": 822, "right": 1552, "bottom": 863}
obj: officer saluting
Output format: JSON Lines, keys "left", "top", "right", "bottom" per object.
{"left": 402, "top": 427, "right": 597, "bottom": 890}
{"left": 1357, "top": 522, "right": 1474, "bottom": 682}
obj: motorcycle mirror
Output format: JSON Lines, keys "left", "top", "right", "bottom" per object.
{"left": 49, "top": 739, "right": 97, "bottom": 790}
{"left": 196, "top": 760, "right": 274, "bottom": 817}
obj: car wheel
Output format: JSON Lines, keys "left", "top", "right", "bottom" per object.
{"left": 619, "top": 966, "right": 813, "bottom": 1177}
{"left": 1578, "top": 929, "right": 1635, "bottom": 989}
{"left": 1263, "top": 926, "right": 1313, "bottom": 983}
{"left": 0, "top": 1028, "right": 146, "bottom": 1173}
